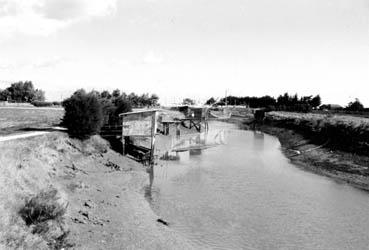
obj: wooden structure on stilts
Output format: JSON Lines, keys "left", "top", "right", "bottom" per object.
{"left": 119, "top": 110, "right": 158, "bottom": 165}
{"left": 180, "top": 107, "right": 209, "bottom": 132}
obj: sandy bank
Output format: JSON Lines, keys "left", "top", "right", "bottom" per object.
{"left": 0, "top": 133, "right": 194, "bottom": 249}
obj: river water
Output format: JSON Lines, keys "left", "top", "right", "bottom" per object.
{"left": 146, "top": 122, "right": 369, "bottom": 249}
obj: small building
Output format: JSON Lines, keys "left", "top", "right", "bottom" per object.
{"left": 119, "top": 110, "right": 158, "bottom": 164}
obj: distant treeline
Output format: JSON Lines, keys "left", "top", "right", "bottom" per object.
{"left": 96, "top": 89, "right": 159, "bottom": 108}
{"left": 206, "top": 93, "right": 367, "bottom": 113}
{"left": 0, "top": 81, "right": 45, "bottom": 103}
{"left": 206, "top": 93, "right": 321, "bottom": 112}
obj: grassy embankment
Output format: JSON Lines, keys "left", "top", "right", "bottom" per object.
{"left": 265, "top": 111, "right": 369, "bottom": 155}
{"left": 0, "top": 107, "right": 64, "bottom": 135}
{"left": 258, "top": 111, "right": 369, "bottom": 190}
{"left": 0, "top": 108, "right": 194, "bottom": 249}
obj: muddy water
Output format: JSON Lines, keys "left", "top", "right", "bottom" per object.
{"left": 146, "top": 122, "right": 369, "bottom": 249}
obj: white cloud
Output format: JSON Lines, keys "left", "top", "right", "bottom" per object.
{"left": 0, "top": 0, "right": 117, "bottom": 38}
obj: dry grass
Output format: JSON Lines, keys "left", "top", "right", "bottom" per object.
{"left": 0, "top": 107, "right": 64, "bottom": 135}
{"left": 0, "top": 133, "right": 71, "bottom": 249}
{"left": 19, "top": 189, "right": 67, "bottom": 226}
{"left": 18, "top": 188, "right": 73, "bottom": 249}
{"left": 266, "top": 111, "right": 369, "bottom": 155}
{"left": 268, "top": 111, "right": 369, "bottom": 126}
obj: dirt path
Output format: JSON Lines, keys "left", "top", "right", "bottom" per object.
{"left": 0, "top": 131, "right": 50, "bottom": 142}
{"left": 0, "top": 107, "right": 64, "bottom": 110}
{"left": 0, "top": 127, "right": 66, "bottom": 142}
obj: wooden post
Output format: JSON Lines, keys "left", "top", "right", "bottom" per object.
{"left": 122, "top": 116, "right": 126, "bottom": 155}
{"left": 122, "top": 137, "right": 126, "bottom": 155}
{"left": 149, "top": 111, "right": 157, "bottom": 165}
{"left": 176, "top": 123, "right": 180, "bottom": 138}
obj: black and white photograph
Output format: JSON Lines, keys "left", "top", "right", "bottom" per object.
{"left": 0, "top": 0, "right": 368, "bottom": 249}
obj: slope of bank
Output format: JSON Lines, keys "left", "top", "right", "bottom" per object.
{"left": 0, "top": 133, "right": 194, "bottom": 249}
{"left": 252, "top": 114, "right": 369, "bottom": 191}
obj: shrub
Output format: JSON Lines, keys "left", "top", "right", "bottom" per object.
{"left": 32, "top": 101, "right": 53, "bottom": 107}
{"left": 265, "top": 112, "right": 369, "bottom": 155}
{"left": 52, "top": 101, "right": 61, "bottom": 106}
{"left": 18, "top": 189, "right": 73, "bottom": 249}
{"left": 62, "top": 89, "right": 104, "bottom": 139}
{"left": 346, "top": 99, "right": 365, "bottom": 112}
{"left": 19, "top": 189, "right": 67, "bottom": 226}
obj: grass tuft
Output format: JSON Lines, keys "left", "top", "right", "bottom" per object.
{"left": 17, "top": 188, "right": 74, "bottom": 249}
{"left": 19, "top": 188, "right": 67, "bottom": 226}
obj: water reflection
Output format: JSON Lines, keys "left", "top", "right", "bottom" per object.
{"left": 144, "top": 121, "right": 369, "bottom": 249}
{"left": 144, "top": 165, "right": 155, "bottom": 202}
{"left": 155, "top": 129, "right": 227, "bottom": 159}
{"left": 253, "top": 130, "right": 265, "bottom": 150}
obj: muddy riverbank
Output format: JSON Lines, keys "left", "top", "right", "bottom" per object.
{"left": 228, "top": 111, "right": 369, "bottom": 191}
{"left": 0, "top": 133, "right": 194, "bottom": 249}
{"left": 256, "top": 124, "right": 369, "bottom": 191}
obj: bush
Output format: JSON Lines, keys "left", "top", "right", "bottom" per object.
{"left": 19, "top": 189, "right": 66, "bottom": 226}
{"left": 265, "top": 112, "right": 369, "bottom": 155}
{"left": 346, "top": 99, "right": 364, "bottom": 112}
{"left": 18, "top": 189, "right": 73, "bottom": 249}
{"left": 32, "top": 101, "right": 62, "bottom": 107}
{"left": 62, "top": 90, "right": 104, "bottom": 139}
{"left": 32, "top": 101, "right": 53, "bottom": 107}
{"left": 52, "top": 101, "right": 61, "bottom": 106}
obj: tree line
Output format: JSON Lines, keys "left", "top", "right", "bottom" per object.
{"left": 0, "top": 81, "right": 45, "bottom": 103}
{"left": 206, "top": 93, "right": 321, "bottom": 112}
{"left": 91, "top": 89, "right": 159, "bottom": 124}
{"left": 206, "top": 93, "right": 367, "bottom": 113}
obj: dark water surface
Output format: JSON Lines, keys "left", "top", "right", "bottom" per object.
{"left": 146, "top": 122, "right": 369, "bottom": 249}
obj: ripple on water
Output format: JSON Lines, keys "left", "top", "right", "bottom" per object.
{"left": 147, "top": 122, "right": 369, "bottom": 249}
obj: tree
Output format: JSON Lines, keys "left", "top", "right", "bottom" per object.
{"left": 1, "top": 81, "right": 45, "bottom": 102}
{"left": 0, "top": 89, "right": 10, "bottom": 101}
{"left": 7, "top": 82, "right": 26, "bottom": 101}
{"left": 23, "top": 81, "right": 35, "bottom": 101}
{"left": 32, "top": 89, "right": 46, "bottom": 102}
{"left": 62, "top": 89, "right": 104, "bottom": 139}
{"left": 310, "top": 95, "right": 321, "bottom": 108}
{"left": 182, "top": 98, "right": 195, "bottom": 106}
{"left": 149, "top": 94, "right": 159, "bottom": 106}
{"left": 112, "top": 89, "right": 121, "bottom": 99}
{"left": 205, "top": 97, "right": 216, "bottom": 105}
{"left": 346, "top": 98, "right": 364, "bottom": 111}
{"left": 100, "top": 90, "right": 112, "bottom": 99}
{"left": 114, "top": 99, "right": 132, "bottom": 116}
{"left": 300, "top": 95, "right": 312, "bottom": 104}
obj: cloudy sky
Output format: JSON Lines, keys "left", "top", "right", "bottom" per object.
{"left": 0, "top": 0, "right": 368, "bottom": 105}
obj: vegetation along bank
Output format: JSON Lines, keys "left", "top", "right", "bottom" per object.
{"left": 253, "top": 111, "right": 369, "bottom": 191}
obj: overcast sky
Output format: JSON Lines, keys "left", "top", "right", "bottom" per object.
{"left": 0, "top": 0, "right": 368, "bottom": 105}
